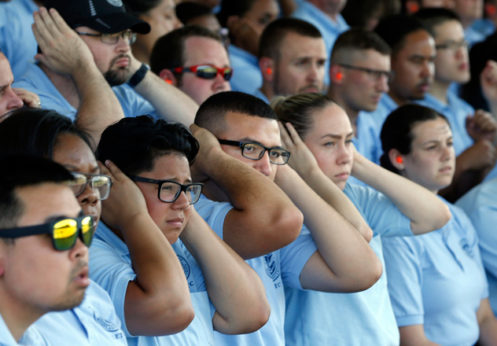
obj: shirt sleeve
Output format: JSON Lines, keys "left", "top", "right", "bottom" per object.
{"left": 89, "top": 238, "right": 136, "bottom": 337}
{"left": 382, "top": 235, "right": 425, "bottom": 327}
{"left": 280, "top": 224, "right": 317, "bottom": 289}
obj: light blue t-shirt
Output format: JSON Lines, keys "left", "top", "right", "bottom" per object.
{"left": 14, "top": 63, "right": 156, "bottom": 121}
{"left": 89, "top": 222, "right": 215, "bottom": 346}
{"left": 293, "top": 1, "right": 349, "bottom": 87}
{"left": 195, "top": 194, "right": 314, "bottom": 346}
{"left": 382, "top": 199, "right": 488, "bottom": 346}
{"left": 31, "top": 281, "right": 127, "bottom": 345}
{"left": 354, "top": 110, "right": 384, "bottom": 165}
{"left": 0, "top": 0, "right": 38, "bottom": 79}
{"left": 0, "top": 313, "right": 20, "bottom": 346}
{"left": 456, "top": 178, "right": 497, "bottom": 316}
{"left": 228, "top": 45, "right": 263, "bottom": 95}
{"left": 284, "top": 183, "right": 412, "bottom": 346}
{"left": 417, "top": 92, "right": 474, "bottom": 156}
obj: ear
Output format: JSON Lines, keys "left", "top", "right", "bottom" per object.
{"left": 330, "top": 64, "right": 344, "bottom": 85}
{"left": 405, "top": 0, "right": 420, "bottom": 14}
{"left": 388, "top": 148, "right": 405, "bottom": 171}
{"left": 159, "top": 69, "right": 178, "bottom": 86}
{"left": 259, "top": 57, "right": 274, "bottom": 82}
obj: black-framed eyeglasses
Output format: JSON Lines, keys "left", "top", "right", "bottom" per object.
{"left": 0, "top": 213, "right": 95, "bottom": 251}
{"left": 76, "top": 29, "right": 137, "bottom": 45}
{"left": 67, "top": 172, "right": 112, "bottom": 200}
{"left": 131, "top": 176, "right": 203, "bottom": 205}
{"left": 218, "top": 139, "right": 291, "bottom": 165}
{"left": 338, "top": 63, "right": 393, "bottom": 82}
{"left": 435, "top": 39, "right": 468, "bottom": 51}
{"left": 173, "top": 64, "right": 233, "bottom": 81}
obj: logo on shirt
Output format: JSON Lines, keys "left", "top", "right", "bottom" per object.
{"left": 264, "top": 253, "right": 281, "bottom": 287}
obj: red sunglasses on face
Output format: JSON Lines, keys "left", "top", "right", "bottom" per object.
{"left": 174, "top": 64, "right": 233, "bottom": 81}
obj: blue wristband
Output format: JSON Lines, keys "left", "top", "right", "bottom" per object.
{"left": 128, "top": 63, "right": 149, "bottom": 88}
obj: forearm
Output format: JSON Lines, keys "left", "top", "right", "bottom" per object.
{"left": 277, "top": 167, "right": 381, "bottom": 292}
{"left": 133, "top": 68, "right": 197, "bottom": 126}
{"left": 203, "top": 149, "right": 303, "bottom": 258}
{"left": 180, "top": 211, "right": 270, "bottom": 334}
{"left": 477, "top": 298, "right": 497, "bottom": 345}
{"left": 122, "top": 213, "right": 193, "bottom": 335}
{"left": 353, "top": 154, "right": 450, "bottom": 234}
{"left": 72, "top": 64, "right": 124, "bottom": 146}
{"left": 303, "top": 166, "right": 373, "bottom": 241}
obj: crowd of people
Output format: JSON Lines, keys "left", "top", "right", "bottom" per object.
{"left": 1, "top": 0, "right": 497, "bottom": 345}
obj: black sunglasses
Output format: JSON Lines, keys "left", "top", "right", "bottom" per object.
{"left": 0, "top": 214, "right": 96, "bottom": 251}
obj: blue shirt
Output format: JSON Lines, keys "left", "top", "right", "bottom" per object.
{"left": 0, "top": 0, "right": 38, "bottom": 79}
{"left": 31, "top": 281, "right": 127, "bottom": 345}
{"left": 14, "top": 63, "right": 156, "bottom": 121}
{"left": 0, "top": 313, "right": 20, "bottom": 346}
{"left": 354, "top": 110, "right": 383, "bottom": 164}
{"left": 293, "top": 1, "right": 349, "bottom": 87}
{"left": 195, "top": 195, "right": 313, "bottom": 346}
{"left": 284, "top": 183, "right": 411, "bottom": 346}
{"left": 228, "top": 45, "right": 263, "bottom": 95}
{"left": 382, "top": 199, "right": 488, "bottom": 346}
{"left": 89, "top": 222, "right": 215, "bottom": 346}
{"left": 456, "top": 178, "right": 497, "bottom": 316}
{"left": 417, "top": 92, "right": 474, "bottom": 156}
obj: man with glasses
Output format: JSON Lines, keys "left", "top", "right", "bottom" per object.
{"left": 414, "top": 8, "right": 497, "bottom": 200}
{"left": 14, "top": 0, "right": 198, "bottom": 144}
{"left": 0, "top": 155, "right": 95, "bottom": 343}
{"left": 193, "top": 91, "right": 381, "bottom": 346}
{"left": 150, "top": 25, "right": 232, "bottom": 105}
{"left": 327, "top": 28, "right": 391, "bottom": 164}
{"left": 255, "top": 18, "right": 327, "bottom": 103}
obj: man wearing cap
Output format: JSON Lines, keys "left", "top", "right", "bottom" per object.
{"left": 14, "top": 0, "right": 198, "bottom": 143}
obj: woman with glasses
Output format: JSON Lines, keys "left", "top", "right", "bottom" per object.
{"left": 271, "top": 93, "right": 451, "bottom": 345}
{"left": 0, "top": 108, "right": 130, "bottom": 344}
{"left": 380, "top": 104, "right": 497, "bottom": 345}
{"left": 94, "top": 115, "right": 269, "bottom": 345}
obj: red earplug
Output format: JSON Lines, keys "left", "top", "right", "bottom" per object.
{"left": 164, "top": 79, "right": 173, "bottom": 85}
{"left": 266, "top": 67, "right": 273, "bottom": 75}
{"left": 396, "top": 156, "right": 403, "bottom": 164}
{"left": 335, "top": 72, "right": 343, "bottom": 81}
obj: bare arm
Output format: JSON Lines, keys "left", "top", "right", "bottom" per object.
{"left": 100, "top": 161, "right": 193, "bottom": 335}
{"left": 190, "top": 124, "right": 303, "bottom": 259}
{"left": 280, "top": 122, "right": 373, "bottom": 242}
{"left": 398, "top": 325, "right": 439, "bottom": 346}
{"left": 275, "top": 164, "right": 381, "bottom": 292}
{"left": 180, "top": 210, "right": 270, "bottom": 334}
{"left": 353, "top": 150, "right": 451, "bottom": 234}
{"left": 129, "top": 57, "right": 198, "bottom": 127}
{"left": 477, "top": 298, "right": 497, "bottom": 345}
{"left": 33, "top": 8, "right": 125, "bottom": 145}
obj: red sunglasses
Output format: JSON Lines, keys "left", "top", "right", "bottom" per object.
{"left": 174, "top": 64, "right": 233, "bottom": 81}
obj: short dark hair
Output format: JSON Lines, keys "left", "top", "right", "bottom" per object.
{"left": 123, "top": 0, "right": 162, "bottom": 15}
{"left": 96, "top": 115, "right": 199, "bottom": 177}
{"left": 380, "top": 104, "right": 449, "bottom": 173}
{"left": 195, "top": 91, "right": 277, "bottom": 134}
{"left": 271, "top": 93, "right": 334, "bottom": 139}
{"left": 0, "top": 155, "right": 74, "bottom": 230}
{"left": 176, "top": 2, "right": 213, "bottom": 24}
{"left": 331, "top": 28, "right": 391, "bottom": 63}
{"left": 217, "top": 0, "right": 256, "bottom": 27}
{"left": 150, "top": 25, "right": 223, "bottom": 77}
{"left": 258, "top": 17, "right": 322, "bottom": 59}
{"left": 0, "top": 108, "right": 93, "bottom": 159}
{"left": 374, "top": 14, "right": 426, "bottom": 56}
{"left": 413, "top": 7, "right": 461, "bottom": 37}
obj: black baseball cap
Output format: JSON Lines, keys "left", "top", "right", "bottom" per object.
{"left": 42, "top": 0, "right": 150, "bottom": 34}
